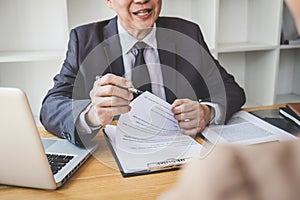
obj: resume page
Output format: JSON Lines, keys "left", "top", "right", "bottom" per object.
{"left": 105, "top": 92, "right": 203, "bottom": 173}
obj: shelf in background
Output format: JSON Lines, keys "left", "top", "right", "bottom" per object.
{"left": 217, "top": 42, "right": 277, "bottom": 53}
{"left": 280, "top": 44, "right": 300, "bottom": 50}
{"left": 275, "top": 93, "right": 300, "bottom": 104}
{"left": 0, "top": 50, "right": 65, "bottom": 63}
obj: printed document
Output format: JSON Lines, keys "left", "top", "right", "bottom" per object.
{"left": 202, "top": 111, "right": 297, "bottom": 145}
{"left": 104, "top": 92, "right": 203, "bottom": 176}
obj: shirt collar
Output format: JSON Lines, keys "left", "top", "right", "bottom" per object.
{"left": 117, "top": 19, "right": 157, "bottom": 54}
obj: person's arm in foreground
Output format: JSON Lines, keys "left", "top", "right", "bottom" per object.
{"left": 159, "top": 141, "right": 300, "bottom": 200}
{"left": 285, "top": 0, "right": 300, "bottom": 34}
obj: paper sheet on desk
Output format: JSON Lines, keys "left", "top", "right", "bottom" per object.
{"left": 116, "top": 91, "right": 195, "bottom": 154}
{"left": 104, "top": 92, "right": 203, "bottom": 174}
{"left": 105, "top": 125, "right": 201, "bottom": 173}
{"left": 202, "top": 111, "right": 298, "bottom": 145}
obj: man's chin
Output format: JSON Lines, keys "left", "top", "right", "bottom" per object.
{"left": 137, "top": 23, "right": 156, "bottom": 32}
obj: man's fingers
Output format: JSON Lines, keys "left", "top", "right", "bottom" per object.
{"left": 174, "top": 109, "right": 199, "bottom": 121}
{"left": 87, "top": 73, "right": 134, "bottom": 127}
{"left": 92, "top": 96, "right": 130, "bottom": 107}
{"left": 91, "top": 105, "right": 131, "bottom": 126}
{"left": 172, "top": 99, "right": 197, "bottom": 114}
{"left": 97, "top": 73, "right": 133, "bottom": 89}
{"left": 172, "top": 99, "right": 208, "bottom": 136}
{"left": 180, "top": 128, "right": 202, "bottom": 136}
{"left": 178, "top": 118, "right": 199, "bottom": 129}
{"left": 95, "top": 85, "right": 133, "bottom": 100}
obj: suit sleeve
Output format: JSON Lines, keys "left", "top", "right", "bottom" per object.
{"left": 40, "top": 29, "right": 99, "bottom": 147}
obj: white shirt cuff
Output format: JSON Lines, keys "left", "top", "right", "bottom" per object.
{"left": 77, "top": 104, "right": 102, "bottom": 134}
{"left": 200, "top": 102, "right": 222, "bottom": 125}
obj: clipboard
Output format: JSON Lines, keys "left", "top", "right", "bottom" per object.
{"left": 103, "top": 127, "right": 199, "bottom": 177}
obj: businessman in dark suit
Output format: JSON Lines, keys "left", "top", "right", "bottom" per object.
{"left": 40, "top": 0, "right": 245, "bottom": 146}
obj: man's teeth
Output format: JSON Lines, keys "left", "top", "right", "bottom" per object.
{"left": 135, "top": 9, "right": 150, "bottom": 16}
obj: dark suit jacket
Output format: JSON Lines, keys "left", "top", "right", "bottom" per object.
{"left": 40, "top": 17, "right": 246, "bottom": 146}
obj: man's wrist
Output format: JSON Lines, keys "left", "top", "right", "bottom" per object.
{"left": 199, "top": 101, "right": 221, "bottom": 125}
{"left": 85, "top": 114, "right": 102, "bottom": 130}
{"left": 85, "top": 104, "right": 102, "bottom": 129}
{"left": 77, "top": 104, "right": 101, "bottom": 134}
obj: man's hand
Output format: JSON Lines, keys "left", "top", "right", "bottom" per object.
{"left": 172, "top": 99, "right": 212, "bottom": 136}
{"left": 86, "top": 73, "right": 134, "bottom": 127}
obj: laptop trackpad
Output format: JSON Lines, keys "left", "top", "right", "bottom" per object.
{"left": 41, "top": 138, "right": 57, "bottom": 150}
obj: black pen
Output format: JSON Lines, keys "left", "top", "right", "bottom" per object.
{"left": 95, "top": 75, "right": 143, "bottom": 95}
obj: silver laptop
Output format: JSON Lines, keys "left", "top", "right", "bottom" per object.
{"left": 0, "top": 87, "right": 98, "bottom": 189}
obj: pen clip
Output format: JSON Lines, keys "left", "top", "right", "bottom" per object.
{"left": 128, "top": 87, "right": 143, "bottom": 94}
{"left": 95, "top": 75, "right": 102, "bottom": 81}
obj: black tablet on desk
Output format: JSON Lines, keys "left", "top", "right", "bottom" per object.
{"left": 250, "top": 109, "right": 300, "bottom": 136}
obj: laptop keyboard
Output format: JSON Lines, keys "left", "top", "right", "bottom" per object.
{"left": 46, "top": 154, "right": 74, "bottom": 175}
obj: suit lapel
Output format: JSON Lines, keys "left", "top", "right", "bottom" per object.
{"left": 156, "top": 22, "right": 178, "bottom": 103}
{"left": 103, "top": 17, "right": 124, "bottom": 76}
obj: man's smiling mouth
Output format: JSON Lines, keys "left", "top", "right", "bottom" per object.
{"left": 133, "top": 8, "right": 152, "bottom": 16}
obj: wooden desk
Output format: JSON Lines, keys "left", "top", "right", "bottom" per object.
{"left": 243, "top": 104, "right": 285, "bottom": 112}
{"left": 0, "top": 105, "right": 285, "bottom": 199}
